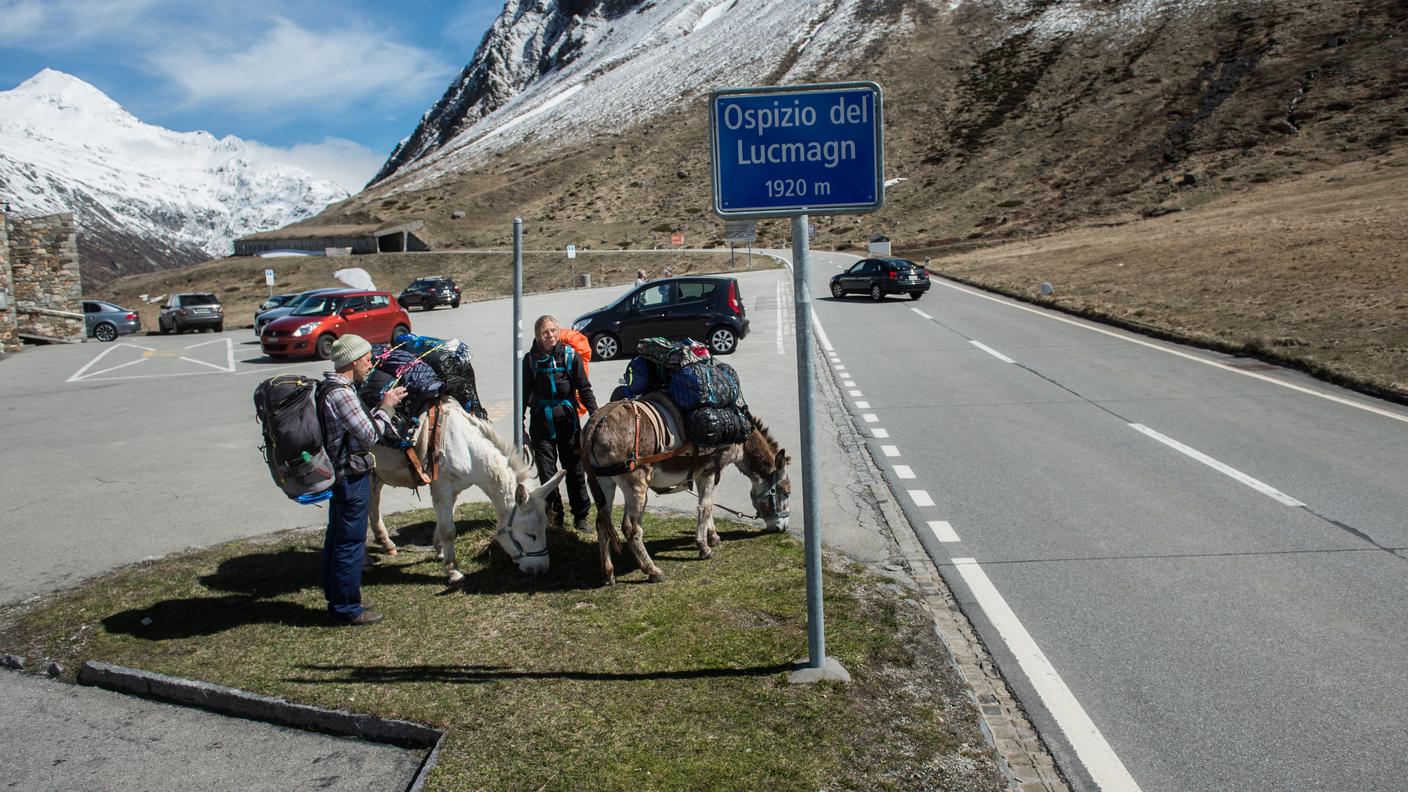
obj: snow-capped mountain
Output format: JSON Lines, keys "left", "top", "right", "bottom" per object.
{"left": 0, "top": 69, "right": 347, "bottom": 284}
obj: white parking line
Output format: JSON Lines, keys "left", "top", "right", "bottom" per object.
{"left": 970, "top": 340, "right": 1016, "bottom": 364}
{"left": 893, "top": 465, "right": 915, "bottom": 479}
{"left": 872, "top": 428, "right": 889, "bottom": 438}
{"left": 908, "top": 490, "right": 935, "bottom": 507}
{"left": 911, "top": 308, "right": 933, "bottom": 320}
{"left": 881, "top": 445, "right": 900, "bottom": 457}
{"left": 1129, "top": 423, "right": 1305, "bottom": 506}
{"left": 927, "top": 520, "right": 960, "bottom": 542}
{"left": 952, "top": 559, "right": 1142, "bottom": 792}
{"left": 939, "top": 280, "right": 1408, "bottom": 425}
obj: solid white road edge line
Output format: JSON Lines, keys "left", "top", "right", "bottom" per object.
{"left": 971, "top": 340, "right": 1016, "bottom": 364}
{"left": 951, "top": 558, "right": 1143, "bottom": 792}
{"left": 1128, "top": 423, "right": 1305, "bottom": 506}
{"left": 927, "top": 520, "right": 960, "bottom": 542}
{"left": 775, "top": 280, "right": 786, "bottom": 355}
{"left": 938, "top": 280, "right": 1408, "bottom": 425}
{"left": 810, "top": 308, "right": 835, "bottom": 353}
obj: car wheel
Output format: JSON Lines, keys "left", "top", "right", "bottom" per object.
{"left": 173, "top": 320, "right": 183, "bottom": 334}
{"left": 592, "top": 333, "right": 621, "bottom": 361}
{"left": 392, "top": 324, "right": 410, "bottom": 342}
{"left": 451, "top": 299, "right": 460, "bottom": 309}
{"left": 159, "top": 319, "right": 170, "bottom": 335}
{"left": 707, "top": 326, "right": 738, "bottom": 355}
{"left": 316, "top": 334, "right": 336, "bottom": 360}
{"left": 869, "top": 284, "right": 884, "bottom": 302}
{"left": 94, "top": 322, "right": 117, "bottom": 342}
{"left": 909, "top": 292, "right": 923, "bottom": 301}
{"left": 830, "top": 282, "right": 845, "bottom": 299}
{"left": 215, "top": 322, "right": 224, "bottom": 332}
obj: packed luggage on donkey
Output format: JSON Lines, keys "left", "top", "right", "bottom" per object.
{"left": 356, "top": 332, "right": 487, "bottom": 447}
{"left": 616, "top": 337, "right": 751, "bottom": 447}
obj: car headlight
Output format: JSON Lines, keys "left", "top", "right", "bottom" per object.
{"left": 292, "top": 322, "right": 318, "bottom": 337}
{"left": 573, "top": 318, "right": 591, "bottom": 331}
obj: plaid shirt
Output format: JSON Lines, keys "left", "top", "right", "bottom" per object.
{"left": 320, "top": 372, "right": 396, "bottom": 475}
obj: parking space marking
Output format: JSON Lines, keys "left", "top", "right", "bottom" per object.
{"left": 952, "top": 558, "right": 1142, "bottom": 792}
{"left": 1129, "top": 423, "right": 1305, "bottom": 506}
{"left": 67, "top": 339, "right": 237, "bottom": 383}
{"left": 911, "top": 308, "right": 933, "bottom": 320}
{"left": 928, "top": 520, "right": 960, "bottom": 542}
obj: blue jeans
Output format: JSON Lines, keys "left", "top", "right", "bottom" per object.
{"left": 323, "top": 472, "right": 369, "bottom": 623}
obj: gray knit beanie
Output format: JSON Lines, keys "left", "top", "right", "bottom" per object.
{"left": 331, "top": 334, "right": 372, "bottom": 369}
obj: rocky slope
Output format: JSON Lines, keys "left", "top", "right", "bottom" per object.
{"left": 0, "top": 69, "right": 348, "bottom": 288}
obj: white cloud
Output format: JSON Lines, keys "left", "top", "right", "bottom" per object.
{"left": 0, "top": 0, "right": 158, "bottom": 44}
{"left": 245, "top": 137, "right": 385, "bottom": 194}
{"left": 150, "top": 17, "right": 452, "bottom": 113}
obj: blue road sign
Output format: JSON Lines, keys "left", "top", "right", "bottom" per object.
{"left": 710, "top": 82, "right": 884, "bottom": 219}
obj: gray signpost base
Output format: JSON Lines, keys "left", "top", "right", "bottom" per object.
{"left": 512, "top": 218, "right": 524, "bottom": 450}
{"left": 787, "top": 213, "right": 851, "bottom": 685}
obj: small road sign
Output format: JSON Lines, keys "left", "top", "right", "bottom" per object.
{"left": 671, "top": 231, "right": 685, "bottom": 246}
{"left": 710, "top": 82, "right": 884, "bottom": 219}
{"left": 566, "top": 244, "right": 577, "bottom": 259}
{"left": 724, "top": 220, "right": 756, "bottom": 243}
{"left": 264, "top": 269, "right": 275, "bottom": 286}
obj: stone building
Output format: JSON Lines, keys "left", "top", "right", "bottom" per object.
{"left": 233, "top": 220, "right": 429, "bottom": 256}
{"left": 0, "top": 211, "right": 84, "bottom": 354}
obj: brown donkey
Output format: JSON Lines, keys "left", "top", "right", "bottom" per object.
{"left": 581, "top": 396, "right": 791, "bottom": 584}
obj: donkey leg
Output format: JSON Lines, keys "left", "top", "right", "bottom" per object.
{"left": 622, "top": 475, "right": 663, "bottom": 582}
{"left": 593, "top": 477, "right": 619, "bottom": 585}
{"left": 367, "top": 476, "right": 398, "bottom": 556}
{"left": 430, "top": 483, "right": 463, "bottom": 585}
{"left": 695, "top": 474, "right": 720, "bottom": 559}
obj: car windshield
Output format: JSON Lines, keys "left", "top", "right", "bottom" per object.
{"left": 292, "top": 295, "right": 346, "bottom": 316}
{"left": 182, "top": 294, "right": 219, "bottom": 306}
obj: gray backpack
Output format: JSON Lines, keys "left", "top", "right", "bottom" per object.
{"left": 253, "top": 375, "right": 337, "bottom": 504}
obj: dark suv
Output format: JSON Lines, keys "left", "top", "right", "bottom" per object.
{"left": 159, "top": 292, "right": 224, "bottom": 333}
{"left": 398, "top": 277, "right": 461, "bottom": 311}
{"left": 830, "top": 257, "right": 930, "bottom": 301}
{"left": 572, "top": 276, "right": 749, "bottom": 360}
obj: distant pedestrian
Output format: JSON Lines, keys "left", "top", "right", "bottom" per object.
{"left": 634, "top": 269, "right": 647, "bottom": 287}
{"left": 320, "top": 334, "right": 405, "bottom": 626}
{"left": 523, "top": 315, "right": 598, "bottom": 532}
{"left": 923, "top": 256, "right": 931, "bottom": 271}
{"left": 661, "top": 266, "right": 674, "bottom": 278}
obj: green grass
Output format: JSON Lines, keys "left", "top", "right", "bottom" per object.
{"left": 0, "top": 505, "right": 1003, "bottom": 792}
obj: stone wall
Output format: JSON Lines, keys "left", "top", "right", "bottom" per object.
{"left": 9, "top": 213, "right": 82, "bottom": 343}
{"left": 0, "top": 214, "right": 15, "bottom": 353}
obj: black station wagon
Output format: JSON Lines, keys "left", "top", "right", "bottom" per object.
{"left": 830, "top": 257, "right": 930, "bottom": 301}
{"left": 571, "top": 276, "right": 749, "bottom": 360}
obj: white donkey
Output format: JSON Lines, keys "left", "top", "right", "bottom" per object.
{"left": 369, "top": 400, "right": 565, "bottom": 583}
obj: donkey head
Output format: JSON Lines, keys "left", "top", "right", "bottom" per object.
{"left": 749, "top": 449, "right": 792, "bottom": 532}
{"left": 498, "top": 469, "right": 565, "bottom": 575}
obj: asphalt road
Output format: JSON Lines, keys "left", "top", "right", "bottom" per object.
{"left": 0, "top": 264, "right": 891, "bottom": 605}
{"left": 801, "top": 249, "right": 1408, "bottom": 791}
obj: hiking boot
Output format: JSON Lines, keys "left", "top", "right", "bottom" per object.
{"left": 340, "top": 610, "right": 384, "bottom": 627}
{"left": 574, "top": 517, "right": 593, "bottom": 534}
{"left": 359, "top": 596, "right": 374, "bottom": 610}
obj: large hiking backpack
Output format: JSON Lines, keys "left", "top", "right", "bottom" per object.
{"left": 636, "top": 337, "right": 709, "bottom": 372}
{"left": 253, "top": 375, "right": 336, "bottom": 504}
{"left": 667, "top": 360, "right": 742, "bottom": 412}
{"left": 684, "top": 406, "right": 752, "bottom": 446}
{"left": 558, "top": 327, "right": 592, "bottom": 416}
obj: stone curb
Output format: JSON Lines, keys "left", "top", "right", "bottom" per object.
{"left": 77, "top": 661, "right": 446, "bottom": 792}
{"left": 809, "top": 334, "right": 1070, "bottom": 792}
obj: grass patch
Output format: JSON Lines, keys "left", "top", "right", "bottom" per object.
{"left": 0, "top": 504, "right": 1003, "bottom": 791}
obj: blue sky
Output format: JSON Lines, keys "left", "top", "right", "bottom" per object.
{"left": 0, "top": 0, "right": 504, "bottom": 192}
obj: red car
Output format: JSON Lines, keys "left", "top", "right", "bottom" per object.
{"left": 260, "top": 290, "right": 410, "bottom": 359}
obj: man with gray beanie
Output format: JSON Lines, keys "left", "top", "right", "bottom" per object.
{"left": 320, "top": 334, "right": 406, "bottom": 626}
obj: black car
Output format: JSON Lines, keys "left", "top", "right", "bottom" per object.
{"left": 830, "top": 257, "right": 930, "bottom": 301}
{"left": 158, "top": 292, "right": 223, "bottom": 333}
{"left": 398, "top": 277, "right": 461, "bottom": 310}
{"left": 572, "top": 276, "right": 749, "bottom": 360}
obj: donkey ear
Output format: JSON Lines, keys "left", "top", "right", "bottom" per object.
{"left": 531, "top": 469, "right": 568, "bottom": 501}
{"left": 516, "top": 482, "right": 530, "bottom": 505}
{"left": 775, "top": 450, "right": 788, "bottom": 469}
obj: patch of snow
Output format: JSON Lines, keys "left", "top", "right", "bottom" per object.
{"left": 694, "top": 1, "right": 732, "bottom": 32}
{"left": 884, "top": 177, "right": 907, "bottom": 188}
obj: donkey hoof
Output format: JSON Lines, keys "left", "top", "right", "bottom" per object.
{"left": 697, "top": 544, "right": 713, "bottom": 560}
{"left": 708, "top": 533, "right": 721, "bottom": 548}
{"left": 447, "top": 569, "right": 465, "bottom": 586}
{"left": 647, "top": 569, "right": 665, "bottom": 583}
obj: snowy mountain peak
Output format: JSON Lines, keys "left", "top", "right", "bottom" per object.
{"left": 0, "top": 70, "right": 348, "bottom": 287}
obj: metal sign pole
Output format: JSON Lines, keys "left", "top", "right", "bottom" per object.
{"left": 788, "top": 214, "right": 848, "bottom": 683}
{"left": 512, "top": 218, "right": 524, "bottom": 450}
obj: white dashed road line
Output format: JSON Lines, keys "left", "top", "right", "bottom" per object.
{"left": 1129, "top": 423, "right": 1305, "bottom": 507}
{"left": 927, "top": 520, "right": 960, "bottom": 543}
{"left": 908, "top": 490, "right": 935, "bottom": 507}
{"left": 881, "top": 444, "right": 900, "bottom": 457}
{"left": 871, "top": 428, "right": 889, "bottom": 438}
{"left": 893, "top": 465, "right": 915, "bottom": 479}
{"left": 952, "top": 558, "right": 1143, "bottom": 792}
{"left": 970, "top": 340, "right": 1016, "bottom": 364}
{"left": 854, "top": 400, "right": 870, "bottom": 409}
{"left": 911, "top": 308, "right": 933, "bottom": 320}
{"left": 862, "top": 413, "right": 878, "bottom": 423}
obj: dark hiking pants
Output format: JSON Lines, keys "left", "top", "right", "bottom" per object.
{"left": 530, "top": 415, "right": 591, "bottom": 522}
{"left": 323, "top": 472, "right": 369, "bottom": 623}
